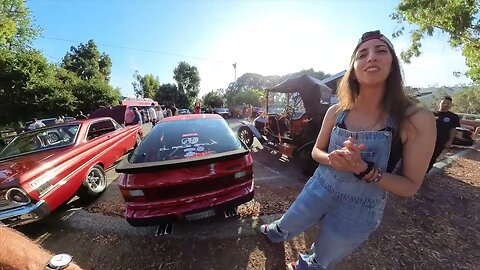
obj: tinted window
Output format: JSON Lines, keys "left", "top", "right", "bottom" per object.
{"left": 0, "top": 125, "right": 80, "bottom": 160}
{"left": 130, "top": 118, "right": 242, "bottom": 163}
{"left": 87, "top": 120, "right": 116, "bottom": 140}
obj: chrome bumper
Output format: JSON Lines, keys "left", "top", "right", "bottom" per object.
{"left": 0, "top": 201, "right": 50, "bottom": 227}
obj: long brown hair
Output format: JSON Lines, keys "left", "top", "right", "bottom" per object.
{"left": 336, "top": 38, "right": 414, "bottom": 139}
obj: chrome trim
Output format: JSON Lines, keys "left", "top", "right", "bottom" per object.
{"left": 5, "top": 187, "right": 31, "bottom": 205}
{"left": 0, "top": 200, "right": 49, "bottom": 226}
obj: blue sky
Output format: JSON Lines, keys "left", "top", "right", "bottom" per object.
{"left": 28, "top": 0, "right": 471, "bottom": 98}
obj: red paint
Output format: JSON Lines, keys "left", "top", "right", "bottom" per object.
{"left": 118, "top": 152, "right": 254, "bottom": 223}
{"left": 0, "top": 117, "right": 142, "bottom": 220}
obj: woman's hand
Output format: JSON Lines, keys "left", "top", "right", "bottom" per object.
{"left": 328, "top": 137, "right": 368, "bottom": 174}
{"left": 328, "top": 148, "right": 355, "bottom": 172}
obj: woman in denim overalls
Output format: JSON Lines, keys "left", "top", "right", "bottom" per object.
{"left": 260, "top": 31, "right": 437, "bottom": 269}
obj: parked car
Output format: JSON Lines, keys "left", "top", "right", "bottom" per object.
{"left": 0, "top": 117, "right": 143, "bottom": 227}
{"left": 213, "top": 107, "right": 230, "bottom": 118}
{"left": 24, "top": 117, "right": 77, "bottom": 132}
{"left": 457, "top": 113, "right": 480, "bottom": 131}
{"left": 178, "top": 109, "right": 191, "bottom": 115}
{"left": 201, "top": 107, "right": 214, "bottom": 114}
{"left": 0, "top": 129, "right": 17, "bottom": 148}
{"left": 453, "top": 126, "right": 475, "bottom": 146}
{"left": 116, "top": 114, "right": 254, "bottom": 228}
{"left": 90, "top": 105, "right": 153, "bottom": 126}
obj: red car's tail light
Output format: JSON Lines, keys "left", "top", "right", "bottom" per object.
{"left": 234, "top": 169, "right": 253, "bottom": 182}
{"left": 243, "top": 153, "right": 254, "bottom": 166}
{"left": 120, "top": 189, "right": 146, "bottom": 202}
{"left": 128, "top": 189, "right": 145, "bottom": 197}
{"left": 234, "top": 171, "right": 247, "bottom": 179}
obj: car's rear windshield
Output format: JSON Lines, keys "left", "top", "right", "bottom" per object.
{"left": 130, "top": 118, "right": 243, "bottom": 163}
{"left": 0, "top": 124, "right": 80, "bottom": 160}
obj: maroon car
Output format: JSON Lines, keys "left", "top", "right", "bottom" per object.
{"left": 0, "top": 117, "right": 142, "bottom": 226}
{"left": 116, "top": 114, "right": 254, "bottom": 227}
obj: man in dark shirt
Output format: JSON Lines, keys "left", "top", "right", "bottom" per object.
{"left": 132, "top": 107, "right": 143, "bottom": 125}
{"left": 427, "top": 96, "right": 460, "bottom": 172}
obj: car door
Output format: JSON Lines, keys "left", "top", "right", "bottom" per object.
{"left": 85, "top": 119, "right": 125, "bottom": 168}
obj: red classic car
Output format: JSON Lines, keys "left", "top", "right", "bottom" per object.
{"left": 116, "top": 114, "right": 254, "bottom": 228}
{"left": 0, "top": 117, "right": 142, "bottom": 226}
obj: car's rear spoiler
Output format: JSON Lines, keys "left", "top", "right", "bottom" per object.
{"left": 115, "top": 148, "right": 250, "bottom": 174}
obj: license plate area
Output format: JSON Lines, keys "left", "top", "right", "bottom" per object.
{"left": 184, "top": 209, "right": 216, "bottom": 221}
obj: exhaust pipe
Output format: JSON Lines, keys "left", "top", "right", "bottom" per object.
{"left": 155, "top": 222, "right": 173, "bottom": 236}
{"left": 224, "top": 208, "right": 238, "bottom": 218}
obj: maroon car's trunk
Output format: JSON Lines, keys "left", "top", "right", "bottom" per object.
{"left": 119, "top": 154, "right": 253, "bottom": 202}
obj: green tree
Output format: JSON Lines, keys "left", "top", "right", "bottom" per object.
{"left": 202, "top": 90, "right": 224, "bottom": 108}
{"left": 173, "top": 61, "right": 200, "bottom": 108}
{"left": 391, "top": 0, "right": 480, "bottom": 81}
{"left": 0, "top": 0, "right": 40, "bottom": 49}
{"left": 0, "top": 49, "right": 76, "bottom": 125}
{"left": 224, "top": 69, "right": 330, "bottom": 107}
{"left": 132, "top": 71, "right": 160, "bottom": 99}
{"left": 34, "top": 67, "right": 77, "bottom": 117}
{"left": 62, "top": 39, "right": 112, "bottom": 81}
{"left": 71, "top": 79, "right": 120, "bottom": 114}
{"left": 233, "top": 89, "right": 263, "bottom": 107}
{"left": 154, "top": 83, "right": 178, "bottom": 105}
{"left": 453, "top": 87, "right": 480, "bottom": 114}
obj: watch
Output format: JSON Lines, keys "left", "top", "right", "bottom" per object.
{"left": 44, "top": 254, "right": 72, "bottom": 270}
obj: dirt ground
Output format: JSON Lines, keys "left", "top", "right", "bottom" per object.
{"left": 34, "top": 148, "right": 480, "bottom": 270}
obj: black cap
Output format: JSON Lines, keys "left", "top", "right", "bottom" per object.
{"left": 354, "top": 30, "right": 394, "bottom": 52}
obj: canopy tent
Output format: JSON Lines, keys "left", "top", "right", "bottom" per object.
{"left": 321, "top": 70, "right": 346, "bottom": 94}
{"left": 268, "top": 74, "right": 333, "bottom": 116}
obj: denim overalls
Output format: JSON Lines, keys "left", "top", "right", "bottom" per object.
{"left": 264, "top": 110, "right": 394, "bottom": 270}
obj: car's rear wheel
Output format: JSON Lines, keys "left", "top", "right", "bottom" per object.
{"left": 238, "top": 126, "right": 254, "bottom": 147}
{"left": 78, "top": 165, "right": 107, "bottom": 198}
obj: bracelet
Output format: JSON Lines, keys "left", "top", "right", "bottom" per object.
{"left": 363, "top": 167, "right": 377, "bottom": 182}
{"left": 371, "top": 170, "right": 384, "bottom": 183}
{"left": 354, "top": 161, "right": 374, "bottom": 179}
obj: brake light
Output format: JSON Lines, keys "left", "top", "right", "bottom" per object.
{"left": 120, "top": 189, "right": 146, "bottom": 202}
{"left": 235, "top": 154, "right": 254, "bottom": 181}
{"left": 234, "top": 171, "right": 247, "bottom": 179}
{"left": 128, "top": 190, "right": 144, "bottom": 197}
{"left": 243, "top": 153, "right": 254, "bottom": 166}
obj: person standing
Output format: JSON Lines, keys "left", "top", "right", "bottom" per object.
{"left": 259, "top": 30, "right": 436, "bottom": 269}
{"left": 427, "top": 96, "right": 460, "bottom": 172}
{"left": 171, "top": 104, "right": 178, "bottom": 116}
{"left": 132, "top": 107, "right": 143, "bottom": 125}
{"left": 148, "top": 103, "right": 158, "bottom": 126}
{"left": 155, "top": 105, "right": 164, "bottom": 122}
{"left": 194, "top": 101, "right": 201, "bottom": 114}
{"left": 76, "top": 111, "right": 87, "bottom": 119}
{"left": 27, "top": 118, "right": 46, "bottom": 131}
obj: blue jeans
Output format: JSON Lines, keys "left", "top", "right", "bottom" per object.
{"left": 265, "top": 168, "right": 385, "bottom": 269}
{"left": 264, "top": 110, "right": 391, "bottom": 269}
